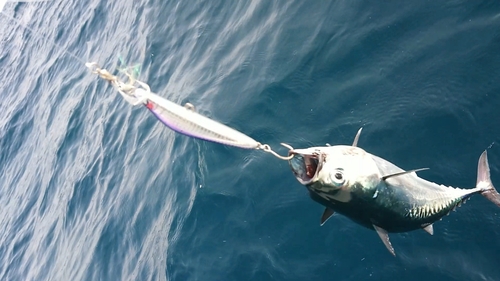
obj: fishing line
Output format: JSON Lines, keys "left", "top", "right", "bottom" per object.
{"left": 0, "top": 9, "right": 87, "bottom": 65}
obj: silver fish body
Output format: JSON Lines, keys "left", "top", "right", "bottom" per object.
{"left": 288, "top": 129, "right": 500, "bottom": 255}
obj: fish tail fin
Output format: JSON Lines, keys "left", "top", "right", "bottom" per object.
{"left": 477, "top": 150, "right": 500, "bottom": 207}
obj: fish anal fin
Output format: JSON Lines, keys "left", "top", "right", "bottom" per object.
{"left": 320, "top": 208, "right": 335, "bottom": 226}
{"left": 373, "top": 224, "right": 396, "bottom": 256}
{"left": 422, "top": 224, "right": 434, "bottom": 235}
{"left": 382, "top": 168, "right": 429, "bottom": 181}
{"left": 352, "top": 128, "right": 363, "bottom": 147}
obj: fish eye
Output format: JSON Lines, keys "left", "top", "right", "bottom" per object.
{"left": 331, "top": 170, "right": 345, "bottom": 186}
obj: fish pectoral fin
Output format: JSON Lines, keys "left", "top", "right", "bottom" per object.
{"left": 422, "top": 224, "right": 434, "bottom": 235}
{"left": 373, "top": 224, "right": 396, "bottom": 256}
{"left": 320, "top": 208, "right": 335, "bottom": 226}
{"left": 381, "top": 168, "right": 430, "bottom": 181}
{"left": 352, "top": 127, "right": 363, "bottom": 147}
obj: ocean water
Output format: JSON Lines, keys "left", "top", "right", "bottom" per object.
{"left": 1, "top": 0, "right": 500, "bottom": 280}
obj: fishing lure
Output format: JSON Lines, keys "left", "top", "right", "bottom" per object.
{"left": 86, "top": 62, "right": 292, "bottom": 160}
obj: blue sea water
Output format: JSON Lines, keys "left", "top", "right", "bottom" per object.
{"left": 1, "top": 0, "right": 500, "bottom": 280}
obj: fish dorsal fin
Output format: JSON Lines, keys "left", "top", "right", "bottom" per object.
{"left": 373, "top": 224, "right": 396, "bottom": 256}
{"left": 381, "top": 168, "right": 429, "bottom": 181}
{"left": 320, "top": 208, "right": 335, "bottom": 226}
{"left": 352, "top": 128, "right": 363, "bottom": 147}
{"left": 422, "top": 224, "right": 434, "bottom": 235}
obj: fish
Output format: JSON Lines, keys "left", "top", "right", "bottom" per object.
{"left": 287, "top": 128, "right": 500, "bottom": 256}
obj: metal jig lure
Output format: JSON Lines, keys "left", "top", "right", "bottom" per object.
{"left": 86, "top": 62, "right": 293, "bottom": 160}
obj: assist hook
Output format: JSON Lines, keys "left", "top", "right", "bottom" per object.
{"left": 86, "top": 62, "right": 117, "bottom": 83}
{"left": 86, "top": 62, "right": 151, "bottom": 105}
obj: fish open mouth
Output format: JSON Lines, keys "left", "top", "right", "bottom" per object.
{"left": 288, "top": 150, "right": 323, "bottom": 185}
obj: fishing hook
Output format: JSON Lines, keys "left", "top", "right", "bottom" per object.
{"left": 257, "top": 143, "right": 295, "bottom": 160}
